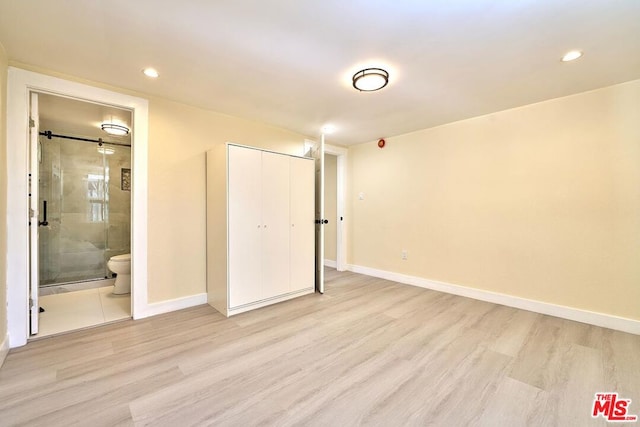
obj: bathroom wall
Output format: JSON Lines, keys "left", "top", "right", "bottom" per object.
{"left": 104, "top": 144, "right": 131, "bottom": 260}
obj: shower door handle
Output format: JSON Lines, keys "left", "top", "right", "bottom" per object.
{"left": 38, "top": 200, "right": 49, "bottom": 227}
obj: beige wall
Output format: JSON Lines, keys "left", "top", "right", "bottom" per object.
{"left": 348, "top": 79, "right": 640, "bottom": 321}
{"left": 0, "top": 44, "right": 7, "bottom": 342}
{"left": 323, "top": 154, "right": 337, "bottom": 262}
{"left": 147, "top": 97, "right": 307, "bottom": 302}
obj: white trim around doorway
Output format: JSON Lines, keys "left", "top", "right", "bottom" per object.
{"left": 6, "top": 67, "right": 149, "bottom": 348}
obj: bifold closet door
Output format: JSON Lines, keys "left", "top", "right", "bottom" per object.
{"left": 261, "top": 151, "right": 291, "bottom": 299}
{"left": 228, "top": 145, "right": 262, "bottom": 308}
{"left": 289, "top": 156, "right": 314, "bottom": 292}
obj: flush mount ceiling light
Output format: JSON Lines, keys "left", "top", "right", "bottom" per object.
{"left": 561, "top": 50, "right": 583, "bottom": 62}
{"left": 352, "top": 68, "right": 389, "bottom": 92}
{"left": 100, "top": 122, "right": 129, "bottom": 136}
{"left": 143, "top": 67, "right": 159, "bottom": 78}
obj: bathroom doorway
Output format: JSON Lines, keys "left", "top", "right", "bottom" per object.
{"left": 7, "top": 67, "right": 149, "bottom": 348}
{"left": 31, "top": 92, "right": 132, "bottom": 337}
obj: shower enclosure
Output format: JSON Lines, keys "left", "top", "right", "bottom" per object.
{"left": 38, "top": 136, "right": 131, "bottom": 287}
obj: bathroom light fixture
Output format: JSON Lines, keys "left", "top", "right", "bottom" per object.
{"left": 143, "top": 67, "right": 159, "bottom": 78}
{"left": 101, "top": 122, "right": 129, "bottom": 136}
{"left": 97, "top": 146, "right": 115, "bottom": 155}
{"left": 561, "top": 50, "right": 583, "bottom": 62}
{"left": 352, "top": 68, "right": 389, "bottom": 91}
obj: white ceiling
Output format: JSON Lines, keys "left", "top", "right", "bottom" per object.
{"left": 1, "top": 1, "right": 639, "bottom": 146}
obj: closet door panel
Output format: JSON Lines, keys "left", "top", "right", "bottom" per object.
{"left": 289, "top": 157, "right": 315, "bottom": 292}
{"left": 228, "top": 146, "right": 262, "bottom": 308}
{"left": 261, "top": 151, "right": 291, "bottom": 299}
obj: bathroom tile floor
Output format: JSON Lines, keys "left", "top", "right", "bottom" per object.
{"left": 36, "top": 286, "right": 130, "bottom": 338}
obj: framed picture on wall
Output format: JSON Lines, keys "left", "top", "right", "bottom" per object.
{"left": 121, "top": 168, "right": 131, "bottom": 191}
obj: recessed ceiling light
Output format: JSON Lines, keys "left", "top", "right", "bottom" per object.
{"left": 143, "top": 68, "right": 159, "bottom": 78}
{"left": 561, "top": 50, "right": 583, "bottom": 62}
{"left": 321, "top": 124, "right": 336, "bottom": 134}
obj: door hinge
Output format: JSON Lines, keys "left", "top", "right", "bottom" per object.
{"left": 29, "top": 117, "right": 35, "bottom": 128}
{"left": 29, "top": 298, "right": 34, "bottom": 309}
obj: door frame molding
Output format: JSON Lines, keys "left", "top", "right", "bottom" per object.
{"left": 6, "top": 67, "right": 149, "bottom": 347}
{"left": 324, "top": 144, "right": 347, "bottom": 271}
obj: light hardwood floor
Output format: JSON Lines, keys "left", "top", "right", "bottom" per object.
{"left": 1, "top": 268, "right": 638, "bottom": 426}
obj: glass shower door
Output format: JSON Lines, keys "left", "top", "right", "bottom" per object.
{"left": 38, "top": 137, "right": 62, "bottom": 285}
{"left": 39, "top": 138, "right": 109, "bottom": 286}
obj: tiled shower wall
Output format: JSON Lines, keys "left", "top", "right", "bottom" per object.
{"left": 39, "top": 138, "right": 131, "bottom": 285}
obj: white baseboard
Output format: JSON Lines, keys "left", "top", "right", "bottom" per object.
{"left": 347, "top": 264, "right": 640, "bottom": 336}
{"left": 324, "top": 259, "right": 337, "bottom": 268}
{"left": 0, "top": 332, "right": 9, "bottom": 368}
{"left": 134, "top": 293, "right": 208, "bottom": 319}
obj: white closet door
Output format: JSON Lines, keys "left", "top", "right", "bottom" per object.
{"left": 289, "top": 156, "right": 315, "bottom": 293}
{"left": 228, "top": 146, "right": 262, "bottom": 308}
{"left": 261, "top": 151, "right": 291, "bottom": 299}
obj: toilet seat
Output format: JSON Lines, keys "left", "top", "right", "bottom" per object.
{"left": 110, "top": 253, "right": 131, "bottom": 262}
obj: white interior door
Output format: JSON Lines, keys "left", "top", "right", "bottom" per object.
{"left": 313, "top": 136, "right": 325, "bottom": 293}
{"left": 28, "top": 92, "right": 40, "bottom": 335}
{"left": 289, "top": 156, "right": 315, "bottom": 292}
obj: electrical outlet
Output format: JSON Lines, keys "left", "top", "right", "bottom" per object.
{"left": 401, "top": 250, "right": 408, "bottom": 260}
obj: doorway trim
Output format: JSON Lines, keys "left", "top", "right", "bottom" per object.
{"left": 324, "top": 144, "right": 347, "bottom": 271}
{"left": 6, "top": 67, "right": 149, "bottom": 348}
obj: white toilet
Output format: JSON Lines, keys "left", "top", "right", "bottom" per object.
{"left": 107, "top": 253, "right": 131, "bottom": 295}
